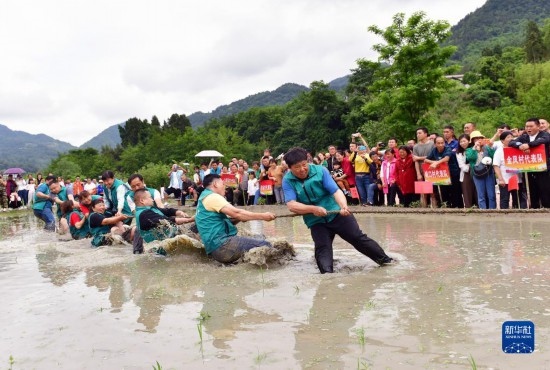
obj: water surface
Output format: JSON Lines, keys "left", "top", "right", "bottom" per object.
{"left": 1, "top": 211, "right": 549, "bottom": 369}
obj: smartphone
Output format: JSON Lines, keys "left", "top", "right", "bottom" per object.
{"left": 479, "top": 138, "right": 491, "bottom": 146}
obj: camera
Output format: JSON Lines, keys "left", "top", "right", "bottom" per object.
{"left": 377, "top": 142, "right": 386, "bottom": 148}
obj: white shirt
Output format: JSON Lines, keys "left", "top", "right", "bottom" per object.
{"left": 493, "top": 146, "right": 521, "bottom": 184}
{"left": 456, "top": 152, "right": 469, "bottom": 182}
{"left": 84, "top": 182, "right": 97, "bottom": 192}
{"left": 247, "top": 178, "right": 258, "bottom": 194}
{"left": 169, "top": 170, "right": 183, "bottom": 188}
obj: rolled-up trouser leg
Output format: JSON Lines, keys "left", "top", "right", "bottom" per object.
{"left": 34, "top": 208, "right": 56, "bottom": 231}
{"left": 210, "top": 235, "right": 272, "bottom": 264}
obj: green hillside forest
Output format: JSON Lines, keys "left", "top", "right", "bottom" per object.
{"left": 449, "top": 0, "right": 550, "bottom": 68}
{"left": 47, "top": 10, "right": 550, "bottom": 189}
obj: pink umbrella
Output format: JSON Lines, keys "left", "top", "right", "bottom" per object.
{"left": 3, "top": 168, "right": 26, "bottom": 175}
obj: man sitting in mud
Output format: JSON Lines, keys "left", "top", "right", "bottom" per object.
{"left": 282, "top": 147, "right": 393, "bottom": 273}
{"left": 88, "top": 198, "right": 134, "bottom": 247}
{"left": 133, "top": 189, "right": 195, "bottom": 253}
{"left": 195, "top": 174, "right": 276, "bottom": 264}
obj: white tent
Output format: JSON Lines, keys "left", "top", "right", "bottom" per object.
{"left": 195, "top": 150, "right": 224, "bottom": 158}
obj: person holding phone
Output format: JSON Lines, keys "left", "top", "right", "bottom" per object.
{"left": 465, "top": 131, "right": 496, "bottom": 209}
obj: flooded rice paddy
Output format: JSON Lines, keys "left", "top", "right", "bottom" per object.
{"left": 1, "top": 209, "right": 549, "bottom": 369}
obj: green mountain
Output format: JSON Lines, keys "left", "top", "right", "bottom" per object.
{"left": 0, "top": 124, "right": 76, "bottom": 173}
{"left": 79, "top": 83, "right": 311, "bottom": 150}
{"left": 188, "top": 83, "right": 309, "bottom": 127}
{"left": 448, "top": 0, "right": 550, "bottom": 65}
{"left": 79, "top": 122, "right": 124, "bottom": 150}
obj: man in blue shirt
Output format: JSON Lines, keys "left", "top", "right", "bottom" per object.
{"left": 282, "top": 147, "right": 393, "bottom": 273}
{"left": 32, "top": 175, "right": 57, "bottom": 231}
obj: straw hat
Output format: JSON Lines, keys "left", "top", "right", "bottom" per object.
{"left": 469, "top": 130, "right": 485, "bottom": 142}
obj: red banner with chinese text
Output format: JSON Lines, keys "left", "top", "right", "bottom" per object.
{"left": 421, "top": 163, "right": 451, "bottom": 185}
{"left": 259, "top": 180, "right": 274, "bottom": 196}
{"left": 503, "top": 145, "right": 547, "bottom": 172}
{"left": 221, "top": 173, "right": 238, "bottom": 188}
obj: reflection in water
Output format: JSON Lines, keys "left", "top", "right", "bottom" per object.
{"left": 1, "top": 212, "right": 549, "bottom": 369}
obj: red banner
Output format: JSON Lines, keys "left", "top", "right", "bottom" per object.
{"left": 221, "top": 173, "right": 237, "bottom": 188}
{"left": 422, "top": 163, "right": 451, "bottom": 185}
{"left": 503, "top": 145, "right": 547, "bottom": 172}
{"left": 259, "top": 180, "right": 274, "bottom": 196}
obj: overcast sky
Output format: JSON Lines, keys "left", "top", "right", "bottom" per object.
{"left": 0, "top": 0, "right": 486, "bottom": 146}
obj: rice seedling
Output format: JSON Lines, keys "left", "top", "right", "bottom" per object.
{"left": 254, "top": 349, "right": 267, "bottom": 368}
{"left": 196, "top": 311, "right": 211, "bottom": 350}
{"left": 198, "top": 311, "right": 211, "bottom": 323}
{"left": 364, "top": 300, "right": 376, "bottom": 310}
{"left": 468, "top": 354, "right": 477, "bottom": 370}
{"left": 357, "top": 357, "right": 371, "bottom": 369}
{"left": 197, "top": 321, "right": 204, "bottom": 345}
{"left": 355, "top": 326, "right": 366, "bottom": 349}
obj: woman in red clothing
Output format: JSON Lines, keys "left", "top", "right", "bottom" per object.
{"left": 334, "top": 150, "right": 359, "bottom": 205}
{"left": 334, "top": 150, "right": 355, "bottom": 187}
{"left": 395, "top": 145, "right": 418, "bottom": 207}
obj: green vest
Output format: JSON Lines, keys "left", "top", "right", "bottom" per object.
{"left": 195, "top": 188, "right": 237, "bottom": 254}
{"left": 106, "top": 179, "right": 132, "bottom": 216}
{"left": 54, "top": 187, "right": 69, "bottom": 219}
{"left": 65, "top": 209, "right": 91, "bottom": 240}
{"left": 283, "top": 164, "right": 340, "bottom": 228}
{"left": 135, "top": 205, "right": 178, "bottom": 243}
{"left": 88, "top": 212, "right": 111, "bottom": 247}
{"left": 32, "top": 183, "right": 52, "bottom": 211}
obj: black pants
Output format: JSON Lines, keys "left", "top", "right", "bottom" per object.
{"left": 527, "top": 171, "right": 550, "bottom": 208}
{"left": 310, "top": 214, "right": 391, "bottom": 273}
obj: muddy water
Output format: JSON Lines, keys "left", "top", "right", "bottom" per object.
{"left": 1, "top": 210, "right": 549, "bottom": 369}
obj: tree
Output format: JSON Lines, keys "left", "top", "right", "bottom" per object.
{"left": 542, "top": 18, "right": 550, "bottom": 60}
{"left": 164, "top": 113, "right": 191, "bottom": 133}
{"left": 363, "top": 12, "right": 458, "bottom": 141}
{"left": 119, "top": 118, "right": 151, "bottom": 147}
{"left": 524, "top": 20, "right": 545, "bottom": 63}
{"left": 151, "top": 115, "right": 161, "bottom": 131}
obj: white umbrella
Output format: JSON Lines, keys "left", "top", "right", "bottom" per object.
{"left": 195, "top": 150, "right": 224, "bottom": 158}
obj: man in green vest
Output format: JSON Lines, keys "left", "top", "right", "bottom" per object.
{"left": 32, "top": 175, "right": 57, "bottom": 231}
{"left": 101, "top": 170, "right": 132, "bottom": 223}
{"left": 282, "top": 147, "right": 393, "bottom": 274}
{"left": 49, "top": 180, "right": 74, "bottom": 234}
{"left": 195, "top": 174, "right": 276, "bottom": 263}
{"left": 126, "top": 173, "right": 164, "bottom": 212}
{"left": 134, "top": 189, "right": 195, "bottom": 244}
